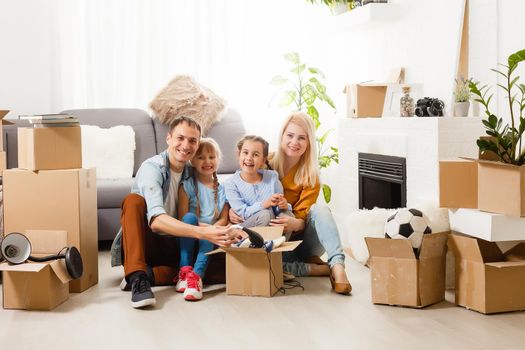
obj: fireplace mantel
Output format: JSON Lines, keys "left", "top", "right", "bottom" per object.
{"left": 332, "top": 117, "right": 484, "bottom": 212}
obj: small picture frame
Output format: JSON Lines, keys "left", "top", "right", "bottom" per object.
{"left": 382, "top": 83, "right": 423, "bottom": 117}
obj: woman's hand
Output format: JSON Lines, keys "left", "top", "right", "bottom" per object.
{"left": 275, "top": 194, "right": 289, "bottom": 210}
{"left": 270, "top": 216, "right": 305, "bottom": 234}
{"left": 228, "top": 208, "right": 244, "bottom": 224}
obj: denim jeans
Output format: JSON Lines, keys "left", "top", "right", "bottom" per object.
{"left": 283, "top": 204, "right": 345, "bottom": 276}
{"left": 179, "top": 213, "right": 214, "bottom": 277}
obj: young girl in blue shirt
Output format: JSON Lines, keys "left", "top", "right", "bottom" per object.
{"left": 224, "top": 135, "right": 293, "bottom": 228}
{"left": 176, "top": 138, "right": 229, "bottom": 301}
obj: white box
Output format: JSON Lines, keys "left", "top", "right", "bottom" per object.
{"left": 449, "top": 208, "right": 525, "bottom": 241}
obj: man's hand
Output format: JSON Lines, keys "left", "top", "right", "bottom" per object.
{"left": 229, "top": 208, "right": 244, "bottom": 224}
{"left": 199, "top": 225, "right": 234, "bottom": 247}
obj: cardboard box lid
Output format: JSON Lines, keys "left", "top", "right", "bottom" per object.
{"left": 448, "top": 233, "right": 504, "bottom": 263}
{"left": 486, "top": 261, "right": 525, "bottom": 268}
{"left": 365, "top": 237, "right": 415, "bottom": 259}
{"left": 504, "top": 243, "right": 525, "bottom": 261}
{"left": 209, "top": 240, "right": 301, "bottom": 255}
{"left": 461, "top": 156, "right": 525, "bottom": 170}
{"left": 0, "top": 110, "right": 14, "bottom": 125}
{"left": 418, "top": 232, "right": 449, "bottom": 259}
{"left": 439, "top": 160, "right": 478, "bottom": 209}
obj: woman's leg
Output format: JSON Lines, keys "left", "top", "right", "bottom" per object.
{"left": 179, "top": 213, "right": 199, "bottom": 267}
{"left": 294, "top": 204, "right": 345, "bottom": 268}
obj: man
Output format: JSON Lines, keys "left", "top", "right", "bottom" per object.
{"left": 114, "top": 116, "right": 233, "bottom": 308}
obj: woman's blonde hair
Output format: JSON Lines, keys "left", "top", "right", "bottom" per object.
{"left": 191, "top": 138, "right": 222, "bottom": 220}
{"left": 270, "top": 112, "right": 319, "bottom": 187}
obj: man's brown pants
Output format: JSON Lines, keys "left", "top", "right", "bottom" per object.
{"left": 121, "top": 193, "right": 225, "bottom": 285}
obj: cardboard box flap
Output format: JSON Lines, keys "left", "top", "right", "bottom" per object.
{"left": 0, "top": 262, "right": 48, "bottom": 272}
{"left": 439, "top": 160, "right": 478, "bottom": 208}
{"left": 365, "top": 237, "right": 415, "bottom": 259}
{"left": 49, "top": 259, "right": 72, "bottom": 283}
{"left": 418, "top": 232, "right": 449, "bottom": 259}
{"left": 461, "top": 156, "right": 525, "bottom": 169}
{"left": 504, "top": 243, "right": 525, "bottom": 261}
{"left": 24, "top": 230, "right": 68, "bottom": 254}
{"left": 250, "top": 226, "right": 284, "bottom": 240}
{"left": 485, "top": 261, "right": 525, "bottom": 268}
{"left": 448, "top": 233, "right": 503, "bottom": 263}
{"left": 0, "top": 110, "right": 13, "bottom": 125}
{"left": 208, "top": 241, "right": 301, "bottom": 255}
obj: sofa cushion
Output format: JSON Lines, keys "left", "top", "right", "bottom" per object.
{"left": 153, "top": 108, "right": 245, "bottom": 174}
{"left": 61, "top": 108, "right": 156, "bottom": 176}
{"left": 81, "top": 125, "right": 136, "bottom": 179}
{"left": 97, "top": 178, "right": 135, "bottom": 208}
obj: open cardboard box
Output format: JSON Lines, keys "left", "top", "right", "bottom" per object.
{"left": 448, "top": 232, "right": 525, "bottom": 314}
{"left": 3, "top": 168, "right": 98, "bottom": 292}
{"left": 208, "top": 226, "right": 301, "bottom": 297}
{"left": 0, "top": 230, "right": 72, "bottom": 310}
{"left": 440, "top": 158, "right": 525, "bottom": 217}
{"left": 365, "top": 231, "right": 448, "bottom": 308}
{"left": 17, "top": 125, "right": 82, "bottom": 171}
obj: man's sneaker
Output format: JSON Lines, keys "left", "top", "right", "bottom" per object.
{"left": 175, "top": 266, "right": 193, "bottom": 293}
{"left": 120, "top": 266, "right": 154, "bottom": 291}
{"left": 183, "top": 270, "right": 203, "bottom": 301}
{"left": 130, "top": 273, "right": 156, "bottom": 309}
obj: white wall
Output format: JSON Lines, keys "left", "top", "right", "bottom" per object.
{"left": 0, "top": 0, "right": 523, "bottom": 137}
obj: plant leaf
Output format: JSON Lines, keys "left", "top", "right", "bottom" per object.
{"left": 307, "top": 105, "right": 319, "bottom": 124}
{"left": 291, "top": 64, "right": 306, "bottom": 74}
{"left": 278, "top": 90, "right": 297, "bottom": 107}
{"left": 309, "top": 77, "right": 327, "bottom": 94}
{"left": 308, "top": 67, "right": 326, "bottom": 79}
{"left": 270, "top": 75, "right": 288, "bottom": 85}
{"left": 322, "top": 184, "right": 331, "bottom": 203}
{"left": 284, "top": 52, "right": 300, "bottom": 65}
{"left": 302, "top": 84, "right": 317, "bottom": 105}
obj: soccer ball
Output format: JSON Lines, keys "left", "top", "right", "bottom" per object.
{"left": 384, "top": 208, "right": 432, "bottom": 252}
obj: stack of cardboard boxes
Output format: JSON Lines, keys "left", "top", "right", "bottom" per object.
{"left": 440, "top": 158, "right": 525, "bottom": 314}
{"left": 0, "top": 120, "right": 98, "bottom": 310}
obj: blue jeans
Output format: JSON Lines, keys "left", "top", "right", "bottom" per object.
{"left": 283, "top": 204, "right": 345, "bottom": 276}
{"left": 179, "top": 213, "right": 214, "bottom": 277}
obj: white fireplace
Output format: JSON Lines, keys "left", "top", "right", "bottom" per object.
{"left": 332, "top": 117, "right": 484, "bottom": 214}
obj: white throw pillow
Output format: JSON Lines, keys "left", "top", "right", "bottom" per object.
{"left": 81, "top": 125, "right": 136, "bottom": 179}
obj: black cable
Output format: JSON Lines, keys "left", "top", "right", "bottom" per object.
{"left": 266, "top": 251, "right": 304, "bottom": 295}
{"left": 27, "top": 246, "right": 68, "bottom": 262}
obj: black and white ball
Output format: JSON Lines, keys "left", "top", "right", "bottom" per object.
{"left": 384, "top": 208, "right": 432, "bottom": 252}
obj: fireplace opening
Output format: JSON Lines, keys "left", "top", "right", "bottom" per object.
{"left": 358, "top": 153, "right": 406, "bottom": 210}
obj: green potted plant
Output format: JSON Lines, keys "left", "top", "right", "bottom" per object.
{"left": 453, "top": 76, "right": 471, "bottom": 117}
{"left": 305, "top": 0, "right": 358, "bottom": 15}
{"left": 469, "top": 48, "right": 525, "bottom": 216}
{"left": 271, "top": 52, "right": 338, "bottom": 203}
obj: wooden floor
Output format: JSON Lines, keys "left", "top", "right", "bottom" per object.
{"left": 1, "top": 248, "right": 524, "bottom": 350}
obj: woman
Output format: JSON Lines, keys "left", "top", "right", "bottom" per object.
{"left": 230, "top": 111, "right": 351, "bottom": 295}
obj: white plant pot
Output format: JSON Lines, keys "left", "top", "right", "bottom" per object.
{"left": 454, "top": 101, "right": 470, "bottom": 117}
{"left": 330, "top": 3, "right": 349, "bottom": 15}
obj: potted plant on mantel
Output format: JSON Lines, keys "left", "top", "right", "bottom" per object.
{"left": 271, "top": 52, "right": 338, "bottom": 203}
{"left": 453, "top": 76, "right": 471, "bottom": 117}
{"left": 469, "top": 48, "right": 525, "bottom": 217}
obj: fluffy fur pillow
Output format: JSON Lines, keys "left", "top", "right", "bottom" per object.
{"left": 149, "top": 75, "right": 226, "bottom": 135}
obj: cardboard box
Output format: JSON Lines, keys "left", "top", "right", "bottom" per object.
{"left": 439, "top": 158, "right": 525, "bottom": 217}
{"left": 439, "top": 160, "right": 478, "bottom": 209}
{"left": 343, "top": 83, "right": 388, "bottom": 118}
{"left": 449, "top": 208, "right": 525, "bottom": 241}
{"left": 0, "top": 151, "right": 6, "bottom": 175}
{"left": 3, "top": 168, "right": 98, "bottom": 292}
{"left": 365, "top": 232, "right": 448, "bottom": 308}
{"left": 0, "top": 230, "right": 72, "bottom": 310}
{"left": 17, "top": 126, "right": 82, "bottom": 171}
{"left": 0, "top": 110, "right": 14, "bottom": 152}
{"left": 477, "top": 160, "right": 525, "bottom": 217}
{"left": 448, "top": 233, "right": 525, "bottom": 314}
{"left": 208, "top": 226, "right": 301, "bottom": 297}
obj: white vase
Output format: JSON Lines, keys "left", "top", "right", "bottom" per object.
{"left": 330, "top": 3, "right": 349, "bottom": 15}
{"left": 454, "top": 101, "right": 470, "bottom": 117}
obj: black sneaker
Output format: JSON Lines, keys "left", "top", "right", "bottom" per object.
{"left": 130, "top": 273, "right": 156, "bottom": 309}
{"left": 120, "top": 266, "right": 154, "bottom": 291}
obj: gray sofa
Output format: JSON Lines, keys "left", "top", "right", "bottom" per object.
{"left": 3, "top": 108, "right": 246, "bottom": 241}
